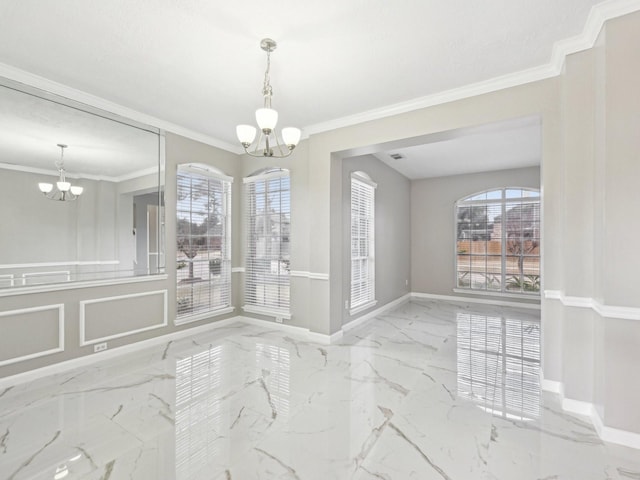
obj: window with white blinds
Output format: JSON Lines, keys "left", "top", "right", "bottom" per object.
{"left": 350, "top": 172, "right": 376, "bottom": 314}
{"left": 455, "top": 188, "right": 540, "bottom": 295}
{"left": 176, "top": 165, "right": 232, "bottom": 321}
{"left": 243, "top": 169, "right": 291, "bottom": 316}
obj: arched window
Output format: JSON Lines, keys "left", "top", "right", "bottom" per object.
{"left": 455, "top": 188, "right": 540, "bottom": 295}
{"left": 350, "top": 171, "right": 377, "bottom": 314}
{"left": 243, "top": 168, "right": 291, "bottom": 317}
{"left": 176, "top": 164, "right": 233, "bottom": 323}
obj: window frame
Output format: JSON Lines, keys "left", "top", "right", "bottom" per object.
{"left": 349, "top": 171, "right": 377, "bottom": 315}
{"left": 242, "top": 168, "right": 291, "bottom": 319}
{"left": 454, "top": 187, "right": 540, "bottom": 297}
{"left": 175, "top": 164, "right": 233, "bottom": 325}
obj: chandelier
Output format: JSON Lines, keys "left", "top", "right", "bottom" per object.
{"left": 236, "top": 38, "right": 301, "bottom": 158}
{"left": 38, "top": 144, "right": 84, "bottom": 201}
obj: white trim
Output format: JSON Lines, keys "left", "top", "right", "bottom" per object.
{"left": 0, "top": 315, "right": 241, "bottom": 389}
{"left": 236, "top": 315, "right": 337, "bottom": 345}
{"left": 0, "top": 163, "right": 159, "bottom": 184}
{"left": 349, "top": 299, "right": 378, "bottom": 316}
{"left": 242, "top": 305, "right": 292, "bottom": 320}
{"left": 412, "top": 292, "right": 541, "bottom": 310}
{"left": 22, "top": 270, "right": 71, "bottom": 284}
{"left": 0, "top": 61, "right": 241, "bottom": 154}
{"left": 243, "top": 170, "right": 289, "bottom": 184}
{"left": 289, "top": 270, "right": 330, "bottom": 281}
{"left": 539, "top": 369, "right": 565, "bottom": 396}
{"left": 79, "top": 290, "right": 168, "bottom": 346}
{"left": 541, "top": 372, "right": 640, "bottom": 450}
{"left": 304, "top": 0, "right": 640, "bottom": 137}
{"left": 309, "top": 272, "right": 330, "bottom": 281}
{"left": 0, "top": 274, "right": 14, "bottom": 287}
{"left": 453, "top": 288, "right": 540, "bottom": 301}
{"left": 0, "top": 260, "right": 120, "bottom": 270}
{"left": 178, "top": 163, "right": 234, "bottom": 183}
{"left": 308, "top": 330, "right": 342, "bottom": 344}
{"left": 174, "top": 306, "right": 235, "bottom": 326}
{"left": 0, "top": 274, "right": 168, "bottom": 297}
{"left": 231, "top": 267, "right": 245, "bottom": 273}
{"left": 344, "top": 294, "right": 411, "bottom": 331}
{"left": 544, "top": 290, "right": 640, "bottom": 321}
{"left": 350, "top": 171, "right": 378, "bottom": 189}
{"left": 562, "top": 398, "right": 595, "bottom": 417}
{"left": 0, "top": 304, "right": 65, "bottom": 367}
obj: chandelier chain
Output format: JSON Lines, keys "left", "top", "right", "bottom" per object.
{"left": 262, "top": 49, "right": 273, "bottom": 108}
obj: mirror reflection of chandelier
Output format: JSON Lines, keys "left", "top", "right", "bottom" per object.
{"left": 38, "top": 144, "right": 84, "bottom": 201}
{"left": 236, "top": 38, "right": 301, "bottom": 158}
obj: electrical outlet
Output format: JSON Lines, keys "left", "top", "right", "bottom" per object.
{"left": 405, "top": 279, "right": 409, "bottom": 286}
{"left": 94, "top": 342, "right": 107, "bottom": 353}
{"left": 345, "top": 300, "right": 349, "bottom": 310}
{"left": 275, "top": 316, "right": 283, "bottom": 323}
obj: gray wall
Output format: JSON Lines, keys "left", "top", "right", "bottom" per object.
{"left": 546, "top": 11, "right": 640, "bottom": 434}
{"left": 341, "top": 154, "right": 411, "bottom": 325}
{"left": 411, "top": 166, "right": 540, "bottom": 298}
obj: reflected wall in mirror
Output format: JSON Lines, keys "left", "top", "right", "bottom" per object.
{"left": 0, "top": 78, "right": 165, "bottom": 288}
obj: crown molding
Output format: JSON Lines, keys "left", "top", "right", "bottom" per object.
{"left": 304, "top": 0, "right": 640, "bottom": 136}
{"left": 0, "top": 62, "right": 243, "bottom": 155}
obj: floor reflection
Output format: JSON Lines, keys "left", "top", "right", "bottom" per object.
{"left": 456, "top": 311, "right": 541, "bottom": 420}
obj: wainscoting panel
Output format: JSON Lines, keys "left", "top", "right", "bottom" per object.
{"left": 0, "top": 304, "right": 64, "bottom": 366}
{"left": 80, "top": 290, "right": 168, "bottom": 346}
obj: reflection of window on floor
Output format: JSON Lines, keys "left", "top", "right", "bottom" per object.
{"left": 456, "top": 312, "right": 540, "bottom": 420}
{"left": 256, "top": 343, "right": 290, "bottom": 417}
{"left": 175, "top": 346, "right": 225, "bottom": 477}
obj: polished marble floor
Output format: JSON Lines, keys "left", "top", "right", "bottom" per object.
{"left": 1, "top": 299, "right": 640, "bottom": 479}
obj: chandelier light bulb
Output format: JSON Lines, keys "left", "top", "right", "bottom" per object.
{"left": 70, "top": 186, "right": 84, "bottom": 196}
{"left": 38, "top": 182, "right": 53, "bottom": 193}
{"left": 236, "top": 124, "right": 257, "bottom": 146}
{"left": 281, "top": 127, "right": 301, "bottom": 148}
{"left": 255, "top": 108, "right": 278, "bottom": 132}
{"left": 57, "top": 181, "right": 71, "bottom": 192}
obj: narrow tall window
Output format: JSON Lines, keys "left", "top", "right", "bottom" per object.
{"left": 455, "top": 188, "right": 540, "bottom": 295}
{"left": 176, "top": 165, "right": 232, "bottom": 322}
{"left": 244, "top": 169, "right": 291, "bottom": 316}
{"left": 350, "top": 172, "right": 377, "bottom": 314}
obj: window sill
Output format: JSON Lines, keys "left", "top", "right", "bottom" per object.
{"left": 453, "top": 288, "right": 540, "bottom": 301}
{"left": 175, "top": 306, "right": 235, "bottom": 326}
{"left": 242, "top": 305, "right": 291, "bottom": 320}
{"left": 349, "top": 299, "right": 378, "bottom": 316}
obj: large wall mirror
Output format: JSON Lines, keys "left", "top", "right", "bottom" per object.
{"left": 0, "top": 78, "right": 165, "bottom": 289}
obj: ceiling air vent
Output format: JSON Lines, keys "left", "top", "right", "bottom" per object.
{"left": 389, "top": 153, "right": 404, "bottom": 160}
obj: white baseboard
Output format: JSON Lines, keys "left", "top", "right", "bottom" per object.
{"left": 539, "top": 369, "right": 565, "bottom": 396}
{"left": 237, "top": 315, "right": 332, "bottom": 345}
{"left": 541, "top": 373, "right": 640, "bottom": 450}
{"left": 411, "top": 292, "right": 541, "bottom": 310}
{"left": 343, "top": 293, "right": 411, "bottom": 332}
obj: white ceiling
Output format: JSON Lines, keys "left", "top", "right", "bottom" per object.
{"left": 373, "top": 116, "right": 541, "bottom": 179}
{"left": 0, "top": 0, "right": 606, "bottom": 154}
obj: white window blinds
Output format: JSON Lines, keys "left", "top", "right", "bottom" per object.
{"left": 176, "top": 165, "right": 232, "bottom": 319}
{"left": 350, "top": 172, "right": 376, "bottom": 314}
{"left": 244, "top": 170, "right": 291, "bottom": 315}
